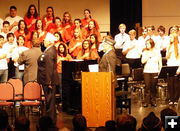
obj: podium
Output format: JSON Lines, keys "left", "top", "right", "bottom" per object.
{"left": 81, "top": 72, "right": 115, "bottom": 127}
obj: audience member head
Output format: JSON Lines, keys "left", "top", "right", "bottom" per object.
{"left": 72, "top": 114, "right": 87, "bottom": 131}
{"left": 95, "top": 126, "right": 106, "bottom": 131}
{"left": 105, "top": 120, "right": 116, "bottom": 131}
{"left": 140, "top": 112, "right": 161, "bottom": 131}
{"left": 160, "top": 108, "right": 177, "bottom": 129}
{"left": 0, "top": 109, "right": 9, "bottom": 131}
{"left": 9, "top": 5, "right": 17, "bottom": 18}
{"left": 116, "top": 114, "right": 137, "bottom": 131}
{"left": 37, "top": 116, "right": 55, "bottom": 131}
{"left": 118, "top": 23, "right": 126, "bottom": 34}
{"left": 14, "top": 115, "right": 30, "bottom": 131}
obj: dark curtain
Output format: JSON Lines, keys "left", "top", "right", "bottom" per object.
{"left": 110, "top": 0, "right": 142, "bottom": 37}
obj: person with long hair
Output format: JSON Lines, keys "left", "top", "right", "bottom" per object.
{"left": 166, "top": 33, "right": 180, "bottom": 105}
{"left": 35, "top": 19, "right": 47, "bottom": 42}
{"left": 77, "top": 39, "right": 99, "bottom": 60}
{"left": 14, "top": 20, "right": 30, "bottom": 48}
{"left": 26, "top": 30, "right": 39, "bottom": 49}
{"left": 72, "top": 18, "right": 87, "bottom": 40}
{"left": 42, "top": 6, "right": 55, "bottom": 31}
{"left": 54, "top": 31, "right": 64, "bottom": 49}
{"left": 48, "top": 17, "right": 71, "bottom": 44}
{"left": 69, "top": 29, "right": 83, "bottom": 58}
{"left": 24, "top": 4, "right": 40, "bottom": 32}
{"left": 81, "top": 9, "right": 99, "bottom": 30}
{"left": 86, "top": 20, "right": 102, "bottom": 43}
{"left": 57, "top": 43, "right": 72, "bottom": 101}
{"left": 61, "top": 12, "right": 74, "bottom": 39}
{"left": 141, "top": 39, "right": 162, "bottom": 107}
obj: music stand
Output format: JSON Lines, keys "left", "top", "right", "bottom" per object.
{"left": 158, "top": 66, "right": 178, "bottom": 79}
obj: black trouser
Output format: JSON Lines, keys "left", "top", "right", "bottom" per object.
{"left": 167, "top": 76, "right": 180, "bottom": 102}
{"left": 144, "top": 73, "right": 158, "bottom": 104}
{"left": 42, "top": 85, "right": 56, "bottom": 124}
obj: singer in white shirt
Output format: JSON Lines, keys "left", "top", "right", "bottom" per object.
{"left": 114, "top": 23, "right": 129, "bottom": 49}
{"left": 141, "top": 38, "right": 162, "bottom": 107}
{"left": 166, "top": 33, "right": 180, "bottom": 105}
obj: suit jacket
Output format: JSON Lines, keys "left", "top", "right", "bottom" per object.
{"left": 37, "top": 45, "right": 59, "bottom": 85}
{"left": 99, "top": 48, "right": 117, "bottom": 87}
{"left": 99, "top": 49, "right": 117, "bottom": 74}
{"left": 18, "top": 47, "right": 42, "bottom": 84}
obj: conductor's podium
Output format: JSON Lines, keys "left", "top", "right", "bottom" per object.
{"left": 82, "top": 72, "right": 115, "bottom": 127}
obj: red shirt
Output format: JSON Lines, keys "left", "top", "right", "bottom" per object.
{"left": 42, "top": 16, "right": 54, "bottom": 30}
{"left": 57, "top": 54, "right": 72, "bottom": 73}
{"left": 61, "top": 23, "right": 74, "bottom": 39}
{"left": 81, "top": 18, "right": 99, "bottom": 30}
{"left": 69, "top": 38, "right": 82, "bottom": 58}
{"left": 49, "top": 27, "right": 71, "bottom": 43}
{"left": 24, "top": 16, "right": 40, "bottom": 32}
{"left": 71, "top": 27, "right": 87, "bottom": 40}
{"left": 14, "top": 31, "right": 31, "bottom": 48}
{"left": 86, "top": 29, "right": 102, "bottom": 43}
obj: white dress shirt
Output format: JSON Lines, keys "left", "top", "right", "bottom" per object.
{"left": 114, "top": 33, "right": 129, "bottom": 49}
{"left": 122, "top": 39, "right": 142, "bottom": 58}
{"left": 5, "top": 15, "right": 23, "bottom": 33}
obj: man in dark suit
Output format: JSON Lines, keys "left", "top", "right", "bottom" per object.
{"left": 37, "top": 33, "right": 59, "bottom": 124}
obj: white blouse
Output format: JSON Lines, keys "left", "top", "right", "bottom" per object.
{"left": 142, "top": 49, "right": 162, "bottom": 73}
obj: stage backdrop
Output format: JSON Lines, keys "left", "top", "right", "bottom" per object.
{"left": 142, "top": 0, "right": 180, "bottom": 35}
{"left": 0, "top": 0, "right": 110, "bottom": 33}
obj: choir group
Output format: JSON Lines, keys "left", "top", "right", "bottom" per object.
{"left": 0, "top": 4, "right": 180, "bottom": 109}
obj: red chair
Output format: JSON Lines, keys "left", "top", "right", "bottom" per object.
{"left": 8, "top": 78, "right": 23, "bottom": 101}
{"left": 19, "top": 81, "right": 42, "bottom": 117}
{"left": 0, "top": 82, "right": 15, "bottom": 123}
